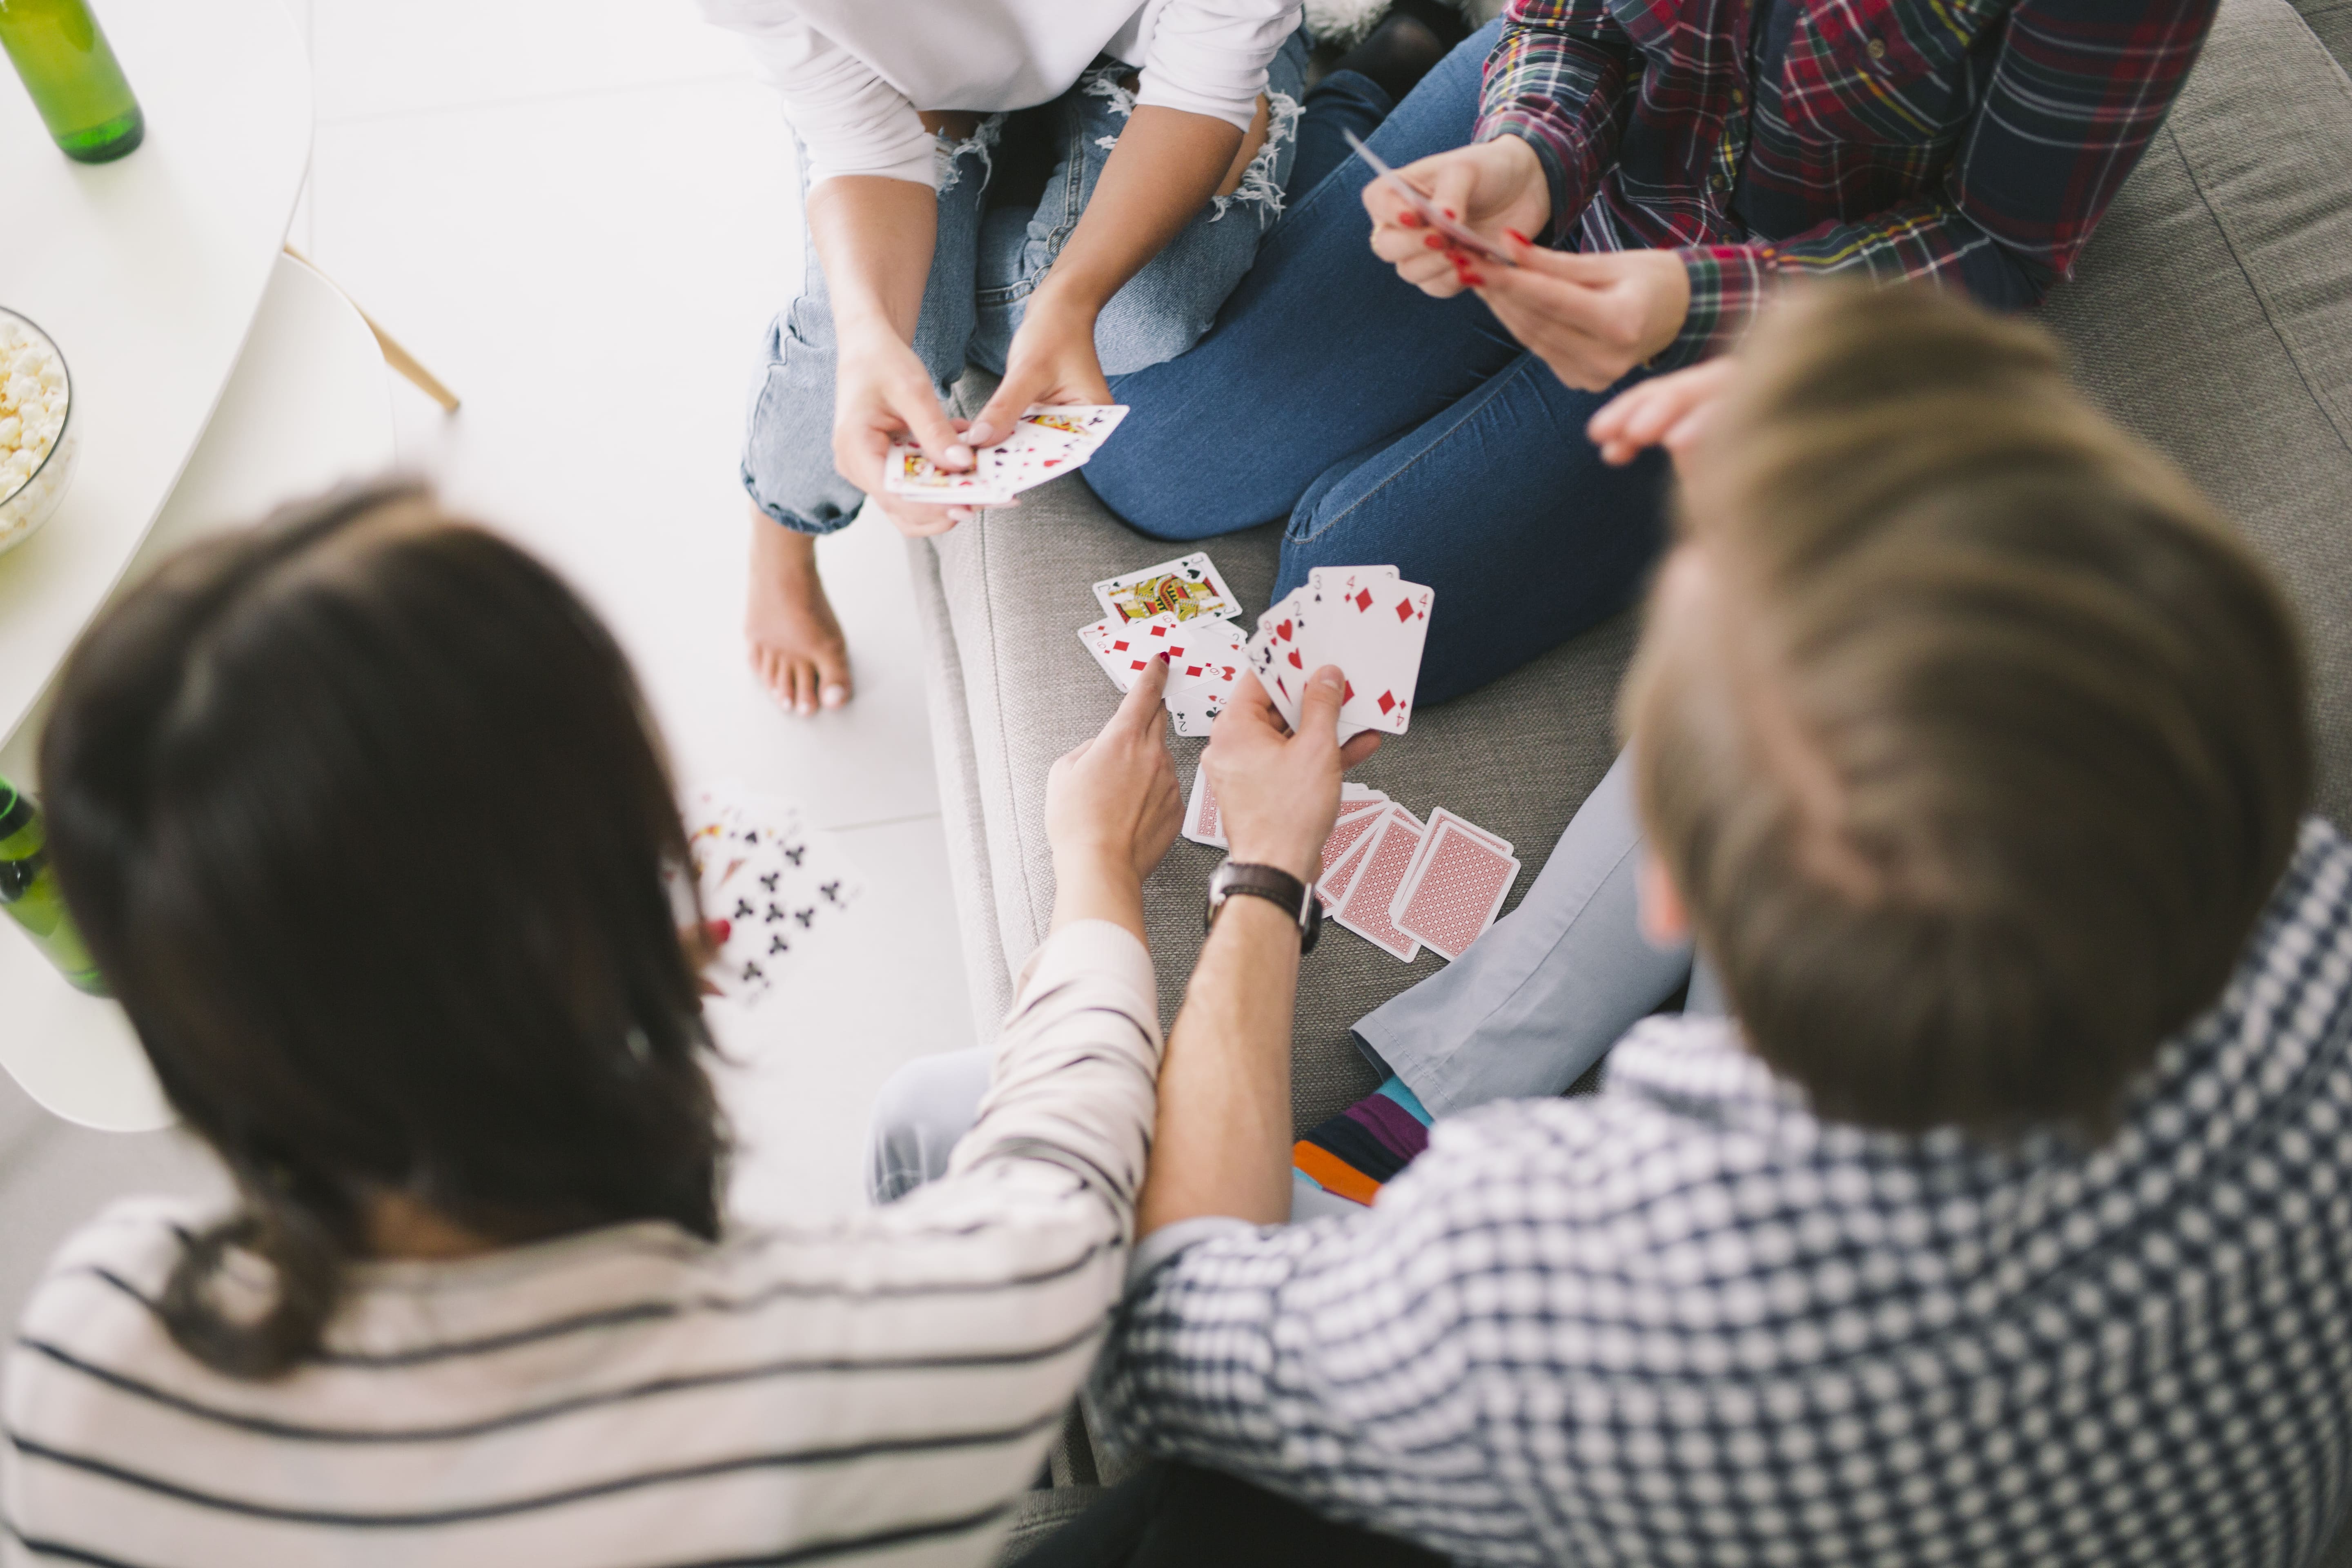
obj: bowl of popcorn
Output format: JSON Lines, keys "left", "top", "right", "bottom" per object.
{"left": 0, "top": 310, "right": 76, "bottom": 557}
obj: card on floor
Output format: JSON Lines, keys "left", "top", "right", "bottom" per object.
{"left": 1332, "top": 808, "right": 1425, "bottom": 961}
{"left": 1183, "top": 766, "right": 1227, "bottom": 849}
{"left": 1392, "top": 820, "right": 1520, "bottom": 962}
{"left": 1318, "top": 802, "right": 1390, "bottom": 886}
{"left": 683, "top": 782, "right": 865, "bottom": 1007}
{"left": 1097, "top": 552, "right": 1241, "bottom": 626}
{"left": 1318, "top": 821, "right": 1381, "bottom": 906}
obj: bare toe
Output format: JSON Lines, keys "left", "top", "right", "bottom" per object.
{"left": 746, "top": 515, "right": 855, "bottom": 716}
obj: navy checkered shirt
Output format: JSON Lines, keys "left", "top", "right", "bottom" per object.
{"left": 1094, "top": 817, "right": 2352, "bottom": 1565}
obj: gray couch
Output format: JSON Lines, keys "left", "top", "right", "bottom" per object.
{"left": 909, "top": 0, "right": 2352, "bottom": 1552}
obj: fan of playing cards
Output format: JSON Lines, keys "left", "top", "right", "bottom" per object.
{"left": 1078, "top": 552, "right": 1249, "bottom": 736}
{"left": 1250, "top": 566, "right": 1435, "bottom": 742}
{"left": 1078, "top": 555, "right": 1436, "bottom": 743}
{"left": 678, "top": 781, "right": 866, "bottom": 1007}
{"left": 885, "top": 404, "right": 1129, "bottom": 506}
{"left": 1185, "top": 769, "right": 1520, "bottom": 963}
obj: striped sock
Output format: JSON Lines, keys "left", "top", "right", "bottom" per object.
{"left": 1291, "top": 1075, "right": 1434, "bottom": 1208}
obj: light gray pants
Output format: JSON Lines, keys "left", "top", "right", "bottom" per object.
{"left": 865, "top": 751, "right": 1714, "bottom": 1205}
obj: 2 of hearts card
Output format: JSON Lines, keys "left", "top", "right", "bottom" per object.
{"left": 882, "top": 403, "right": 1129, "bottom": 505}
{"left": 1248, "top": 566, "right": 1434, "bottom": 743}
{"left": 678, "top": 782, "right": 866, "bottom": 1007}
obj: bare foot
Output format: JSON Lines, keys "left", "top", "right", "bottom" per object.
{"left": 746, "top": 506, "right": 853, "bottom": 715}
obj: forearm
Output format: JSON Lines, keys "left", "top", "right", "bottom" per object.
{"left": 1034, "top": 106, "right": 1245, "bottom": 317}
{"left": 805, "top": 176, "right": 939, "bottom": 346}
{"left": 1661, "top": 197, "right": 2046, "bottom": 368}
{"left": 1137, "top": 897, "right": 1301, "bottom": 1236}
{"left": 1052, "top": 849, "right": 1149, "bottom": 947}
{"left": 1477, "top": 9, "right": 1630, "bottom": 242}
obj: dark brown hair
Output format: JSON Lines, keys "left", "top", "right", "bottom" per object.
{"left": 1624, "top": 285, "right": 2311, "bottom": 1136}
{"left": 40, "top": 481, "right": 726, "bottom": 1377}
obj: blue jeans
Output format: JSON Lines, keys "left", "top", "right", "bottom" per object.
{"left": 743, "top": 32, "right": 1324, "bottom": 535}
{"left": 1085, "top": 20, "right": 1670, "bottom": 707}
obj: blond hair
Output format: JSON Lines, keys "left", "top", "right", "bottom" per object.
{"left": 1624, "top": 285, "right": 2310, "bottom": 1134}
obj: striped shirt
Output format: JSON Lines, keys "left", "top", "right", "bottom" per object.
{"left": 2, "top": 919, "right": 1162, "bottom": 1568}
{"left": 1475, "top": 0, "right": 2219, "bottom": 366}
{"left": 1096, "top": 819, "right": 2352, "bottom": 1565}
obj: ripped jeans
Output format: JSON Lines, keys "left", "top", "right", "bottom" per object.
{"left": 743, "top": 30, "right": 1315, "bottom": 535}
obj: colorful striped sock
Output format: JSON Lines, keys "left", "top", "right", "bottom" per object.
{"left": 1291, "top": 1075, "right": 1434, "bottom": 1208}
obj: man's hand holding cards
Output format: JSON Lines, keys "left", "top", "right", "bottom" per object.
{"left": 1076, "top": 552, "right": 1248, "bottom": 737}
{"left": 884, "top": 404, "right": 1128, "bottom": 507}
{"left": 1248, "top": 567, "right": 1435, "bottom": 743}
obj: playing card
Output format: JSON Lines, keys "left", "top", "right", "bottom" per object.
{"left": 1342, "top": 782, "right": 1387, "bottom": 804}
{"left": 1013, "top": 404, "right": 1127, "bottom": 445}
{"left": 1318, "top": 827, "right": 1379, "bottom": 906}
{"left": 1078, "top": 613, "right": 1190, "bottom": 691}
{"left": 1307, "top": 569, "right": 1433, "bottom": 737}
{"left": 881, "top": 445, "right": 1017, "bottom": 503}
{"left": 884, "top": 403, "right": 1128, "bottom": 503}
{"left": 1318, "top": 802, "right": 1390, "bottom": 885}
{"left": 1420, "top": 807, "right": 1512, "bottom": 860}
{"left": 1183, "top": 766, "right": 1227, "bottom": 849}
{"left": 682, "top": 782, "right": 865, "bottom": 1007}
{"left": 1096, "top": 552, "right": 1241, "bottom": 625}
{"left": 1246, "top": 589, "right": 1310, "bottom": 731}
{"left": 1332, "top": 807, "right": 1425, "bottom": 961}
{"left": 1392, "top": 820, "right": 1520, "bottom": 962}
{"left": 1342, "top": 128, "right": 1518, "bottom": 268}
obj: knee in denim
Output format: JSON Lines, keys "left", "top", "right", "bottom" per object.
{"left": 932, "top": 113, "right": 1004, "bottom": 194}
{"left": 1211, "top": 90, "right": 1302, "bottom": 223}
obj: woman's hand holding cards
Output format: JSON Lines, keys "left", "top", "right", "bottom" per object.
{"left": 1364, "top": 136, "right": 1550, "bottom": 298}
{"left": 831, "top": 330, "right": 985, "bottom": 536}
{"left": 1469, "top": 240, "right": 1691, "bottom": 392}
{"left": 969, "top": 292, "right": 1116, "bottom": 452}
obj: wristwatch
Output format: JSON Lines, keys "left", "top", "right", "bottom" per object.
{"left": 1205, "top": 859, "right": 1321, "bottom": 953}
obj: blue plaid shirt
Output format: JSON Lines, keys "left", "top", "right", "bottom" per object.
{"left": 1094, "top": 818, "right": 2352, "bottom": 1566}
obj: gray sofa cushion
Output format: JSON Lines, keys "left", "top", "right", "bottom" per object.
{"left": 911, "top": 0, "right": 2352, "bottom": 1138}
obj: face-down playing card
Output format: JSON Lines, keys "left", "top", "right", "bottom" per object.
{"left": 1390, "top": 818, "right": 1520, "bottom": 962}
{"left": 1332, "top": 807, "right": 1425, "bottom": 961}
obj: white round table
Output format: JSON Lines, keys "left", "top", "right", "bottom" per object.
{"left": 0, "top": 1, "right": 397, "bottom": 1131}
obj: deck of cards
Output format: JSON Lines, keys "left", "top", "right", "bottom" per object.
{"left": 1249, "top": 566, "right": 1434, "bottom": 743}
{"left": 1185, "top": 771, "right": 1520, "bottom": 964}
{"left": 1077, "top": 552, "right": 1247, "bottom": 737}
{"left": 883, "top": 403, "right": 1129, "bottom": 506}
{"left": 679, "top": 782, "right": 865, "bottom": 1007}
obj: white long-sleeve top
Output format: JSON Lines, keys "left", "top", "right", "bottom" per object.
{"left": 699, "top": 0, "right": 1302, "bottom": 187}
{"left": 1, "top": 920, "right": 1162, "bottom": 1568}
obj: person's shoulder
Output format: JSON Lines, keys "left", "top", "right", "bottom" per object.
{"left": 1375, "top": 1016, "right": 1788, "bottom": 1224}
{"left": 7, "top": 1197, "right": 222, "bottom": 1393}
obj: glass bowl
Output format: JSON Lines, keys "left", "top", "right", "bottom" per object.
{"left": 0, "top": 308, "right": 77, "bottom": 558}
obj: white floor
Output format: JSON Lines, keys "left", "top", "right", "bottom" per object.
{"left": 0, "top": 0, "right": 974, "bottom": 1325}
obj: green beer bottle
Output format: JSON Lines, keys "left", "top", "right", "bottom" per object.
{"left": 0, "top": 775, "right": 107, "bottom": 996}
{"left": 0, "top": 0, "right": 144, "bottom": 164}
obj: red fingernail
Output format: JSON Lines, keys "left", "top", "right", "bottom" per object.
{"left": 1443, "top": 207, "right": 1459, "bottom": 219}
{"left": 707, "top": 918, "right": 731, "bottom": 946}
{"left": 1423, "top": 234, "right": 1445, "bottom": 249}
{"left": 1398, "top": 211, "right": 1424, "bottom": 227}
{"left": 1461, "top": 272, "right": 1486, "bottom": 286}
{"left": 1506, "top": 228, "right": 1532, "bottom": 245}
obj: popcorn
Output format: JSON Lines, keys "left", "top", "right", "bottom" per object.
{"left": 0, "top": 314, "right": 74, "bottom": 552}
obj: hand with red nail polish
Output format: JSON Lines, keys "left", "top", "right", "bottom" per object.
{"left": 1361, "top": 136, "right": 1553, "bottom": 300}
